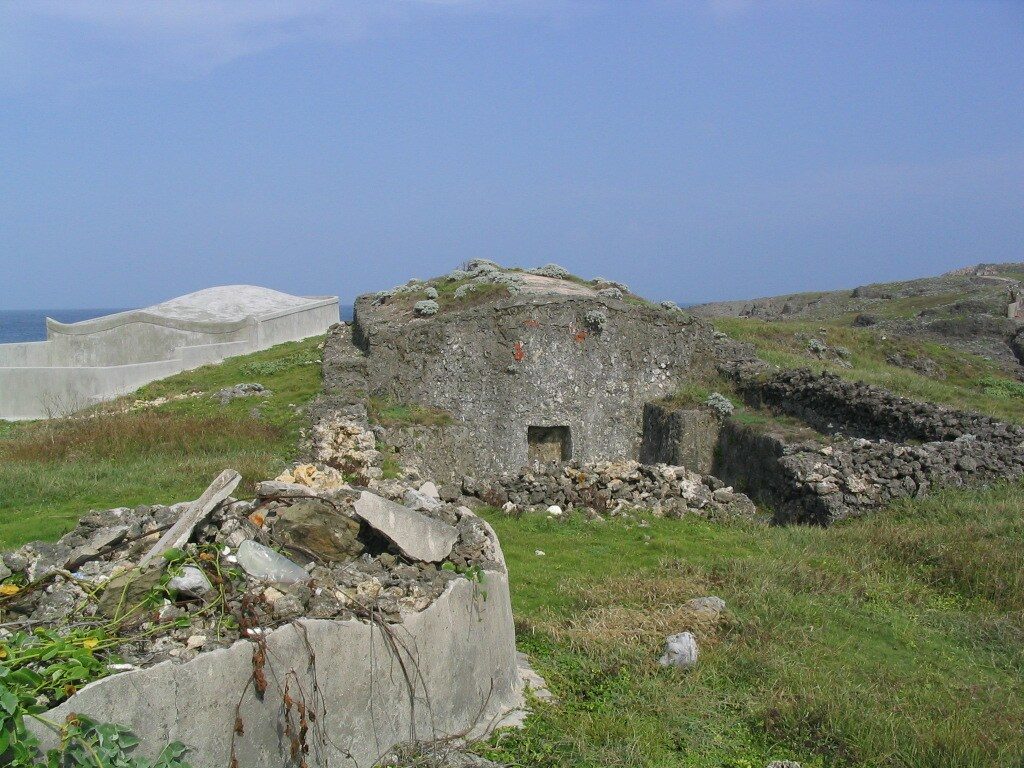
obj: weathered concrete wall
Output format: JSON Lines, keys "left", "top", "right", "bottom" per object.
{"left": 343, "top": 295, "right": 710, "bottom": 484}
{"left": 639, "top": 403, "right": 720, "bottom": 474}
{"left": 1, "top": 291, "right": 338, "bottom": 420}
{"left": 33, "top": 566, "right": 521, "bottom": 767}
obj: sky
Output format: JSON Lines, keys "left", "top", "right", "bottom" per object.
{"left": 0, "top": 1, "right": 1022, "bottom": 309}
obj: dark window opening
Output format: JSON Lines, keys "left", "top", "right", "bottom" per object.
{"left": 528, "top": 426, "right": 571, "bottom": 464}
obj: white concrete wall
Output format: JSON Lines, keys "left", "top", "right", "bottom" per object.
{"left": 0, "top": 297, "right": 339, "bottom": 420}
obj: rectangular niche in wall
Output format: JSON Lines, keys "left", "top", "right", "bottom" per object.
{"left": 528, "top": 425, "right": 571, "bottom": 464}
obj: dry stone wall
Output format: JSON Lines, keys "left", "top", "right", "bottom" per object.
{"left": 715, "top": 367, "right": 1024, "bottom": 524}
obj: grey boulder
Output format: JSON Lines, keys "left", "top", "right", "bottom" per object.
{"left": 168, "top": 566, "right": 213, "bottom": 598}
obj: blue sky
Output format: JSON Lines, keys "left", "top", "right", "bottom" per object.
{"left": 1, "top": 1, "right": 1021, "bottom": 309}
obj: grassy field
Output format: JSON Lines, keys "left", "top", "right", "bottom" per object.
{"left": 0, "top": 337, "right": 324, "bottom": 550}
{"left": 2, "top": 335, "right": 1023, "bottom": 766}
{"left": 478, "top": 484, "right": 1024, "bottom": 767}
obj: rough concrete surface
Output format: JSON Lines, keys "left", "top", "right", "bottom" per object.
{"left": 32, "top": 573, "right": 521, "bottom": 768}
{"left": 354, "top": 491, "right": 460, "bottom": 562}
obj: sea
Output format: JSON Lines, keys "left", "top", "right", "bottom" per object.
{"left": 0, "top": 306, "right": 355, "bottom": 344}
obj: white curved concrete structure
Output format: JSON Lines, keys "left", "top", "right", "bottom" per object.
{"left": 0, "top": 286, "right": 339, "bottom": 420}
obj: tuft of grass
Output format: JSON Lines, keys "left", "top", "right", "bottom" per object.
{"left": 368, "top": 396, "right": 452, "bottom": 427}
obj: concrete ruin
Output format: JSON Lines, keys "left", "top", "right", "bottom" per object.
{"left": 0, "top": 285, "right": 338, "bottom": 420}
{"left": 326, "top": 261, "right": 720, "bottom": 486}
{"left": 4, "top": 408, "right": 529, "bottom": 766}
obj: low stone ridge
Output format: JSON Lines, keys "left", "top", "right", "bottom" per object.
{"left": 464, "top": 459, "right": 757, "bottom": 520}
{"left": 740, "top": 367, "right": 1024, "bottom": 445}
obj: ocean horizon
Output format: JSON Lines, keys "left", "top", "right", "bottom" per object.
{"left": 0, "top": 306, "right": 355, "bottom": 345}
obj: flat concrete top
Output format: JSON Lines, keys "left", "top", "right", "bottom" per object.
{"left": 143, "top": 285, "right": 330, "bottom": 323}
{"left": 517, "top": 274, "right": 598, "bottom": 297}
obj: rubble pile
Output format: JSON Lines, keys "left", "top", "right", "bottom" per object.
{"left": 0, "top": 416, "right": 504, "bottom": 682}
{"left": 463, "top": 459, "right": 757, "bottom": 519}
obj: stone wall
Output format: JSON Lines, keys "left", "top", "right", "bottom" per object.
{"left": 738, "top": 368, "right": 1024, "bottom": 445}
{"left": 715, "top": 367, "right": 1024, "bottom": 524}
{"left": 336, "top": 294, "right": 712, "bottom": 484}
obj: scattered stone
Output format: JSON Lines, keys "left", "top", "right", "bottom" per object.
{"left": 404, "top": 487, "right": 443, "bottom": 512}
{"left": 705, "top": 392, "right": 734, "bottom": 418}
{"left": 65, "top": 525, "right": 129, "bottom": 570}
{"left": 214, "top": 383, "right": 270, "bottom": 404}
{"left": 467, "top": 460, "right": 756, "bottom": 521}
{"left": 274, "top": 498, "right": 364, "bottom": 563}
{"left": 658, "top": 631, "right": 699, "bottom": 669}
{"left": 545, "top": 505, "right": 563, "bottom": 517}
{"left": 419, "top": 481, "right": 440, "bottom": 499}
{"left": 414, "top": 300, "right": 440, "bottom": 317}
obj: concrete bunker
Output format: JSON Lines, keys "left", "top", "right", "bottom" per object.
{"left": 528, "top": 425, "right": 572, "bottom": 464}
{"left": 326, "top": 261, "right": 718, "bottom": 485}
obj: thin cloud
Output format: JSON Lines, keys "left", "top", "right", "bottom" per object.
{"left": 0, "top": 0, "right": 579, "bottom": 90}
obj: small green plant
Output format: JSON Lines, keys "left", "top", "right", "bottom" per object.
{"left": 980, "top": 375, "right": 1024, "bottom": 399}
{"left": 0, "top": 631, "right": 192, "bottom": 766}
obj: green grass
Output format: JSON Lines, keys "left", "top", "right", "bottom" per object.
{"left": 3, "top": 329, "right": 1024, "bottom": 766}
{"left": 711, "top": 316, "right": 1024, "bottom": 423}
{"left": 368, "top": 396, "right": 452, "bottom": 427}
{"left": 0, "top": 337, "right": 324, "bottom": 550}
{"left": 479, "top": 483, "right": 1024, "bottom": 767}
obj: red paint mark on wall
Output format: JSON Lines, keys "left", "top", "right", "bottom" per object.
{"left": 574, "top": 330, "right": 588, "bottom": 343}
{"left": 523, "top": 319, "right": 541, "bottom": 328}
{"left": 513, "top": 341, "right": 526, "bottom": 362}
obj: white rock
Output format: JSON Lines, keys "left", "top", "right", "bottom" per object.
{"left": 167, "top": 566, "right": 213, "bottom": 598}
{"left": 262, "top": 587, "right": 285, "bottom": 605}
{"left": 658, "top": 631, "right": 699, "bottom": 669}
{"left": 534, "top": 550, "right": 546, "bottom": 557}
{"left": 419, "top": 481, "right": 440, "bottom": 499}
{"left": 404, "top": 488, "right": 443, "bottom": 512}
{"left": 546, "top": 505, "right": 563, "bottom": 516}
{"left": 186, "top": 635, "right": 207, "bottom": 650}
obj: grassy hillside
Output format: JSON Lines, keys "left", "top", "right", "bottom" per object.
{"left": 2, "top": 334, "right": 1023, "bottom": 766}
{"left": 710, "top": 316, "right": 1024, "bottom": 423}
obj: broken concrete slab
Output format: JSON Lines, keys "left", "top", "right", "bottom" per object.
{"left": 139, "top": 470, "right": 241, "bottom": 568}
{"left": 354, "top": 491, "right": 458, "bottom": 562}
{"left": 31, "top": 573, "right": 521, "bottom": 768}
{"left": 254, "top": 480, "right": 319, "bottom": 500}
